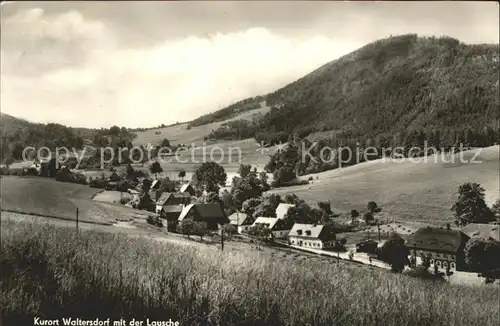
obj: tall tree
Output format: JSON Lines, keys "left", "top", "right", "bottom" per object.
{"left": 367, "top": 201, "right": 382, "bottom": 214}
{"left": 350, "top": 209, "right": 360, "bottom": 224}
{"left": 149, "top": 161, "right": 163, "bottom": 178}
{"left": 452, "top": 183, "right": 494, "bottom": 226}
{"left": 193, "top": 162, "right": 227, "bottom": 193}
{"left": 178, "top": 169, "right": 186, "bottom": 182}
{"left": 378, "top": 233, "right": 410, "bottom": 273}
{"left": 491, "top": 199, "right": 500, "bottom": 223}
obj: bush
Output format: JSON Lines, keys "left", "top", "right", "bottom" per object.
{"left": 119, "top": 197, "right": 131, "bottom": 205}
{"left": 90, "top": 179, "right": 107, "bottom": 189}
{"left": 146, "top": 215, "right": 163, "bottom": 227}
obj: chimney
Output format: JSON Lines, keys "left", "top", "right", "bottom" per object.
{"left": 446, "top": 223, "right": 451, "bottom": 230}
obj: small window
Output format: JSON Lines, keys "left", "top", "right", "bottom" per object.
{"left": 436, "top": 261, "right": 441, "bottom": 267}
{"left": 443, "top": 261, "right": 448, "bottom": 268}
{"left": 450, "top": 262, "right": 456, "bottom": 269}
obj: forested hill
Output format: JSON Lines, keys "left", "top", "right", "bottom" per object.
{"left": 204, "top": 34, "right": 500, "bottom": 143}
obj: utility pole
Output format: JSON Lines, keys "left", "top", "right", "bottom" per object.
{"left": 413, "top": 243, "right": 417, "bottom": 268}
{"left": 377, "top": 222, "right": 381, "bottom": 242}
{"left": 221, "top": 228, "right": 224, "bottom": 251}
{"left": 76, "top": 207, "right": 79, "bottom": 234}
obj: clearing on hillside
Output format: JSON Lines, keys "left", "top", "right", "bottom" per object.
{"left": 132, "top": 101, "right": 269, "bottom": 146}
{"left": 268, "top": 146, "right": 500, "bottom": 223}
{"left": 0, "top": 176, "right": 150, "bottom": 224}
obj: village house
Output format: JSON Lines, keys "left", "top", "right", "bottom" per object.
{"left": 251, "top": 217, "right": 291, "bottom": 239}
{"left": 228, "top": 212, "right": 254, "bottom": 233}
{"left": 275, "top": 203, "right": 295, "bottom": 220}
{"left": 178, "top": 203, "right": 229, "bottom": 230}
{"left": 461, "top": 223, "right": 499, "bottom": 241}
{"left": 289, "top": 223, "right": 337, "bottom": 249}
{"left": 179, "top": 183, "right": 196, "bottom": 196}
{"left": 155, "top": 192, "right": 192, "bottom": 212}
{"left": 155, "top": 192, "right": 190, "bottom": 214}
{"left": 158, "top": 204, "right": 184, "bottom": 220}
{"left": 405, "top": 224, "right": 470, "bottom": 271}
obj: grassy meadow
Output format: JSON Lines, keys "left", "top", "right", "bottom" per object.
{"left": 269, "top": 146, "right": 500, "bottom": 223}
{"left": 1, "top": 218, "right": 499, "bottom": 326}
{"left": 0, "top": 176, "right": 150, "bottom": 224}
{"left": 132, "top": 103, "right": 269, "bottom": 146}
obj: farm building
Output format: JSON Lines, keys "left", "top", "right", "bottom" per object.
{"left": 289, "top": 223, "right": 337, "bottom": 249}
{"left": 405, "top": 225, "right": 470, "bottom": 271}
{"left": 156, "top": 192, "right": 192, "bottom": 211}
{"left": 178, "top": 203, "right": 229, "bottom": 230}
{"left": 179, "top": 183, "right": 196, "bottom": 196}
{"left": 228, "top": 212, "right": 254, "bottom": 233}
{"left": 251, "top": 217, "right": 290, "bottom": 239}
{"left": 461, "top": 223, "right": 499, "bottom": 241}
{"left": 158, "top": 204, "right": 184, "bottom": 221}
{"left": 276, "top": 203, "right": 295, "bottom": 220}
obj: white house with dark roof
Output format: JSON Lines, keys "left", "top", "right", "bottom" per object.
{"left": 289, "top": 223, "right": 337, "bottom": 249}
{"left": 405, "top": 225, "right": 470, "bottom": 271}
{"left": 251, "top": 217, "right": 290, "bottom": 239}
{"left": 228, "top": 212, "right": 254, "bottom": 233}
{"left": 178, "top": 203, "right": 229, "bottom": 230}
{"left": 275, "top": 203, "right": 295, "bottom": 220}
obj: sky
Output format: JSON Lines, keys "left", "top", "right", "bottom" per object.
{"left": 1, "top": 1, "right": 499, "bottom": 128}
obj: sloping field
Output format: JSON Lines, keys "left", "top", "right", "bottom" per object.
{"left": 155, "top": 138, "right": 274, "bottom": 176}
{"left": 133, "top": 102, "right": 269, "bottom": 146}
{"left": 0, "top": 176, "right": 150, "bottom": 224}
{"left": 269, "top": 146, "right": 500, "bottom": 223}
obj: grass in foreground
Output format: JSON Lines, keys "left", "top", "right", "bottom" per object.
{"left": 1, "top": 219, "right": 499, "bottom": 326}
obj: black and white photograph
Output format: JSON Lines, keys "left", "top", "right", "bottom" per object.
{"left": 1, "top": 1, "right": 499, "bottom": 325}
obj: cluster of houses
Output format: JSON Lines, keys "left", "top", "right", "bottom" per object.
{"left": 138, "top": 179, "right": 499, "bottom": 274}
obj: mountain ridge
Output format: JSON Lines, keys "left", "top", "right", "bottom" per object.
{"left": 197, "top": 34, "right": 500, "bottom": 144}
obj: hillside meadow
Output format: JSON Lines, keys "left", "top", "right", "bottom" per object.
{"left": 1, "top": 218, "right": 499, "bottom": 326}
{"left": 269, "top": 146, "right": 500, "bottom": 223}
{"left": 132, "top": 102, "right": 269, "bottom": 146}
{"left": 0, "top": 176, "right": 149, "bottom": 224}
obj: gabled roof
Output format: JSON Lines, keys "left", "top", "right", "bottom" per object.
{"left": 461, "top": 223, "right": 500, "bottom": 241}
{"left": 156, "top": 192, "right": 171, "bottom": 206}
{"left": 252, "top": 217, "right": 281, "bottom": 230}
{"left": 178, "top": 203, "right": 228, "bottom": 222}
{"left": 151, "top": 180, "right": 160, "bottom": 189}
{"left": 172, "top": 192, "right": 192, "bottom": 199}
{"left": 229, "top": 212, "right": 252, "bottom": 226}
{"left": 290, "top": 223, "right": 325, "bottom": 239}
{"left": 178, "top": 204, "right": 195, "bottom": 221}
{"left": 179, "top": 183, "right": 194, "bottom": 193}
{"left": 276, "top": 203, "right": 295, "bottom": 220}
{"left": 156, "top": 192, "right": 191, "bottom": 206}
{"left": 406, "top": 227, "right": 470, "bottom": 253}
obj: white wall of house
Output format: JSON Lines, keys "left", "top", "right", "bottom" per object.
{"left": 289, "top": 237, "right": 334, "bottom": 249}
{"left": 409, "top": 249, "right": 458, "bottom": 271}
